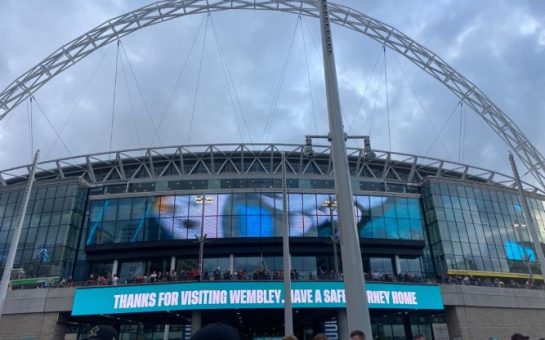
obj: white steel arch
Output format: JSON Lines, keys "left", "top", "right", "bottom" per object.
{"left": 1, "top": 0, "right": 544, "bottom": 190}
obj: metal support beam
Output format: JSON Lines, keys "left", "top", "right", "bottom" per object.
{"left": 195, "top": 193, "right": 212, "bottom": 281}
{"left": 281, "top": 151, "right": 294, "bottom": 336}
{"left": 318, "top": 0, "right": 373, "bottom": 338}
{"left": 0, "top": 150, "right": 39, "bottom": 319}
{"left": 509, "top": 152, "right": 545, "bottom": 283}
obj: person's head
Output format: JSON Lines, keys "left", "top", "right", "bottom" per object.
{"left": 314, "top": 333, "right": 328, "bottom": 340}
{"left": 511, "top": 334, "right": 529, "bottom": 340}
{"left": 282, "top": 336, "right": 298, "bottom": 340}
{"left": 190, "top": 323, "right": 240, "bottom": 340}
{"left": 84, "top": 325, "right": 118, "bottom": 340}
{"left": 414, "top": 335, "right": 426, "bottom": 340}
{"left": 350, "top": 330, "right": 365, "bottom": 340}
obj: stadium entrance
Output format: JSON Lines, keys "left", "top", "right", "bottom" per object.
{"left": 66, "top": 308, "right": 444, "bottom": 340}
{"left": 67, "top": 281, "right": 445, "bottom": 339}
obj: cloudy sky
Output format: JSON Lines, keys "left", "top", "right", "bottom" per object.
{"left": 1, "top": 0, "right": 544, "bottom": 186}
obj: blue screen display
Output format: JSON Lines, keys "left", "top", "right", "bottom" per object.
{"left": 504, "top": 240, "right": 536, "bottom": 262}
{"left": 86, "top": 194, "right": 423, "bottom": 245}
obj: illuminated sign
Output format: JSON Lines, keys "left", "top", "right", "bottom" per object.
{"left": 72, "top": 281, "right": 443, "bottom": 316}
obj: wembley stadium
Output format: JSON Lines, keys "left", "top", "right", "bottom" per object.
{"left": 0, "top": 142, "right": 544, "bottom": 339}
{"left": 2, "top": 1, "right": 545, "bottom": 340}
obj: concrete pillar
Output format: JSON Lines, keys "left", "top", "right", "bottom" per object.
{"left": 403, "top": 314, "right": 413, "bottom": 339}
{"left": 229, "top": 254, "right": 235, "bottom": 274}
{"left": 337, "top": 308, "right": 349, "bottom": 340}
{"left": 170, "top": 256, "right": 176, "bottom": 271}
{"left": 191, "top": 311, "right": 202, "bottom": 335}
{"left": 112, "top": 259, "right": 119, "bottom": 276}
{"left": 394, "top": 255, "right": 401, "bottom": 276}
{"left": 163, "top": 324, "right": 170, "bottom": 340}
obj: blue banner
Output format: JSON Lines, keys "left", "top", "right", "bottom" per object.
{"left": 72, "top": 281, "right": 443, "bottom": 316}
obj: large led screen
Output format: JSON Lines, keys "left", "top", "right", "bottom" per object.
{"left": 504, "top": 240, "right": 536, "bottom": 262}
{"left": 86, "top": 193, "right": 423, "bottom": 245}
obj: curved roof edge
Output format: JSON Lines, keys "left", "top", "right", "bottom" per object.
{"left": 0, "top": 143, "right": 541, "bottom": 194}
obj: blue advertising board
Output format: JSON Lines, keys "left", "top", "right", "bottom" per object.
{"left": 72, "top": 281, "right": 443, "bottom": 316}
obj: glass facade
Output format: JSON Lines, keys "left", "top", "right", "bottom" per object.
{"left": 0, "top": 183, "right": 86, "bottom": 278}
{"left": 423, "top": 180, "right": 545, "bottom": 275}
{"left": 1, "top": 167, "right": 543, "bottom": 284}
{"left": 86, "top": 193, "right": 424, "bottom": 245}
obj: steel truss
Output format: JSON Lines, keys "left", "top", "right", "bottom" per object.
{"left": 0, "top": 143, "right": 541, "bottom": 195}
{"left": 0, "top": 0, "right": 544, "bottom": 189}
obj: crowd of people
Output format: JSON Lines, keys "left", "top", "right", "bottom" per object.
{"left": 10, "top": 266, "right": 545, "bottom": 292}
{"left": 78, "top": 323, "right": 536, "bottom": 340}
{"left": 440, "top": 274, "right": 545, "bottom": 289}
{"left": 81, "top": 324, "right": 382, "bottom": 340}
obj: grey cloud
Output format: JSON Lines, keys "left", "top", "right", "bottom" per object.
{"left": 0, "top": 0, "right": 544, "bottom": 189}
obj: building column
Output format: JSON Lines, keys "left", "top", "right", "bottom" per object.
{"left": 161, "top": 256, "right": 176, "bottom": 340}
{"left": 191, "top": 311, "right": 202, "bottom": 335}
{"left": 403, "top": 314, "right": 414, "bottom": 339}
{"left": 337, "top": 308, "right": 349, "bottom": 339}
{"left": 229, "top": 254, "right": 235, "bottom": 274}
{"left": 170, "top": 256, "right": 176, "bottom": 271}
{"left": 163, "top": 324, "right": 170, "bottom": 340}
{"left": 394, "top": 255, "right": 401, "bottom": 276}
{"left": 112, "top": 259, "right": 119, "bottom": 276}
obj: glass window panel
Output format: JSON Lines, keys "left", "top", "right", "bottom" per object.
{"left": 457, "top": 224, "right": 469, "bottom": 243}
{"left": 411, "top": 220, "right": 424, "bottom": 240}
{"left": 442, "top": 241, "right": 453, "bottom": 255}
{"left": 222, "top": 215, "right": 233, "bottom": 238}
{"left": 116, "top": 199, "right": 132, "bottom": 220}
{"left": 39, "top": 214, "right": 51, "bottom": 227}
{"left": 302, "top": 256, "right": 317, "bottom": 276}
{"left": 227, "top": 194, "right": 246, "bottom": 218}
{"left": 102, "top": 200, "right": 118, "bottom": 221}
{"left": 98, "top": 221, "right": 114, "bottom": 244}
{"left": 395, "top": 198, "right": 409, "bottom": 218}
{"left": 397, "top": 218, "right": 411, "bottom": 239}
{"left": 50, "top": 212, "right": 61, "bottom": 226}
{"left": 41, "top": 198, "right": 54, "bottom": 212}
{"left": 45, "top": 187, "right": 57, "bottom": 198}
{"left": 52, "top": 198, "right": 64, "bottom": 212}
{"left": 204, "top": 216, "right": 218, "bottom": 238}
{"left": 370, "top": 257, "right": 393, "bottom": 275}
{"left": 26, "top": 228, "right": 37, "bottom": 245}
{"left": 455, "top": 256, "right": 466, "bottom": 270}
{"left": 260, "top": 210, "right": 275, "bottom": 237}
{"left": 438, "top": 223, "right": 449, "bottom": 240}
{"left": 369, "top": 197, "right": 386, "bottom": 217}
{"left": 408, "top": 199, "right": 421, "bottom": 219}
{"left": 453, "top": 242, "right": 463, "bottom": 255}
{"left": 44, "top": 226, "right": 59, "bottom": 247}
{"left": 233, "top": 215, "right": 248, "bottom": 237}
{"left": 35, "top": 227, "right": 48, "bottom": 247}
{"left": 131, "top": 198, "right": 147, "bottom": 220}
{"left": 4, "top": 204, "right": 16, "bottom": 217}
{"left": 384, "top": 218, "right": 399, "bottom": 239}
{"left": 143, "top": 219, "right": 159, "bottom": 242}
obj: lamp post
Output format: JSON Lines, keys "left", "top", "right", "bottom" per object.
{"left": 323, "top": 196, "right": 340, "bottom": 279}
{"left": 318, "top": 0, "right": 373, "bottom": 335}
{"left": 195, "top": 194, "right": 213, "bottom": 281}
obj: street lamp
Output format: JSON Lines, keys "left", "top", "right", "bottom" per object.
{"left": 195, "top": 194, "right": 213, "bottom": 280}
{"left": 323, "top": 196, "right": 340, "bottom": 279}
{"left": 512, "top": 223, "right": 533, "bottom": 285}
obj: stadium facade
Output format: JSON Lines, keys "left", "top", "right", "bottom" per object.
{"left": 0, "top": 143, "right": 545, "bottom": 339}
